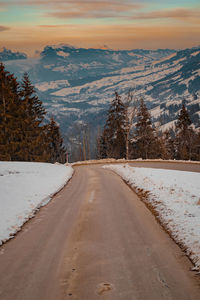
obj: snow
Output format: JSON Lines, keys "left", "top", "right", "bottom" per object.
{"left": 43, "top": 64, "right": 55, "bottom": 69}
{"left": 191, "top": 51, "right": 200, "bottom": 57}
{"left": 35, "top": 80, "right": 70, "bottom": 92}
{"left": 150, "top": 106, "right": 164, "bottom": 118}
{"left": 128, "top": 53, "right": 141, "bottom": 58}
{"left": 0, "top": 162, "right": 73, "bottom": 245}
{"left": 104, "top": 164, "right": 200, "bottom": 271}
{"left": 152, "top": 52, "right": 177, "bottom": 65}
{"left": 57, "top": 51, "right": 70, "bottom": 58}
{"left": 52, "top": 66, "right": 69, "bottom": 72}
{"left": 179, "top": 76, "right": 196, "bottom": 88}
{"left": 193, "top": 69, "right": 200, "bottom": 76}
{"left": 160, "top": 120, "right": 176, "bottom": 132}
{"left": 51, "top": 60, "right": 182, "bottom": 98}
{"left": 49, "top": 43, "right": 77, "bottom": 50}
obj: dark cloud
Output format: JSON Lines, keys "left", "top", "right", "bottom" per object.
{"left": 0, "top": 25, "right": 10, "bottom": 32}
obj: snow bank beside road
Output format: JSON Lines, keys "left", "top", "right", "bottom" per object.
{"left": 104, "top": 164, "right": 200, "bottom": 271}
{"left": 0, "top": 162, "right": 73, "bottom": 245}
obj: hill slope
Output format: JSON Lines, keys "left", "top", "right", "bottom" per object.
{"left": 2, "top": 45, "right": 200, "bottom": 145}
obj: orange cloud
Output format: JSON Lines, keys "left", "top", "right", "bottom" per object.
{"left": 132, "top": 8, "right": 200, "bottom": 21}
{"left": 45, "top": 1, "right": 143, "bottom": 19}
{"left": 1, "top": 0, "right": 143, "bottom": 19}
{"left": 39, "top": 24, "right": 75, "bottom": 28}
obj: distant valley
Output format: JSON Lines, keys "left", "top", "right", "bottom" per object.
{"left": 1, "top": 45, "right": 200, "bottom": 152}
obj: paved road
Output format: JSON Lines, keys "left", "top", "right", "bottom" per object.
{"left": 0, "top": 163, "right": 200, "bottom": 300}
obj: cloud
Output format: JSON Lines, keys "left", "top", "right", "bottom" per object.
{"left": 132, "top": 8, "right": 200, "bottom": 21}
{"left": 39, "top": 24, "right": 71, "bottom": 28}
{"left": 0, "top": 25, "right": 10, "bottom": 32}
{"left": 0, "top": 1, "right": 7, "bottom": 11}
{"left": 46, "top": 1, "right": 143, "bottom": 19}
{"left": 0, "top": 0, "right": 143, "bottom": 19}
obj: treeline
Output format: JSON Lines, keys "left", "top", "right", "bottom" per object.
{"left": 0, "top": 63, "right": 66, "bottom": 163}
{"left": 97, "top": 92, "right": 200, "bottom": 161}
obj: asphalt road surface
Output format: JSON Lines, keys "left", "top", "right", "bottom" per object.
{"left": 0, "top": 162, "right": 200, "bottom": 300}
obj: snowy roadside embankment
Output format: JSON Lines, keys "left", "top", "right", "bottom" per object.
{"left": 104, "top": 164, "right": 200, "bottom": 271}
{"left": 0, "top": 162, "right": 73, "bottom": 245}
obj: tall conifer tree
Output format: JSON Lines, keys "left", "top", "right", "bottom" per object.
{"left": 135, "top": 98, "right": 160, "bottom": 159}
{"left": 0, "top": 65, "right": 67, "bottom": 163}
{"left": 175, "top": 104, "right": 195, "bottom": 160}
{"left": 0, "top": 64, "right": 24, "bottom": 160}
{"left": 20, "top": 73, "right": 49, "bottom": 161}
{"left": 99, "top": 92, "right": 127, "bottom": 159}
{"left": 47, "top": 117, "right": 66, "bottom": 163}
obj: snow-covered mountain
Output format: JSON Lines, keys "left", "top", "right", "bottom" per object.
{"left": 3, "top": 44, "right": 174, "bottom": 85}
{"left": 2, "top": 45, "right": 200, "bottom": 141}
{"left": 0, "top": 48, "right": 27, "bottom": 61}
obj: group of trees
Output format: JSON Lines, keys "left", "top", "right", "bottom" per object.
{"left": 97, "top": 92, "right": 200, "bottom": 161}
{"left": 0, "top": 63, "right": 66, "bottom": 163}
{"left": 1, "top": 62, "right": 199, "bottom": 163}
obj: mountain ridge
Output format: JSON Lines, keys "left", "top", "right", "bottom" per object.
{"left": 0, "top": 48, "right": 27, "bottom": 61}
{"left": 2, "top": 45, "right": 200, "bottom": 148}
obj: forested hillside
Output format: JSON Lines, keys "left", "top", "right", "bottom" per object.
{"left": 0, "top": 64, "right": 66, "bottom": 163}
{"left": 3, "top": 45, "right": 199, "bottom": 156}
{"left": 97, "top": 93, "right": 200, "bottom": 162}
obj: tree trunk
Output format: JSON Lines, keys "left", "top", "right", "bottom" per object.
{"left": 126, "top": 133, "right": 129, "bottom": 160}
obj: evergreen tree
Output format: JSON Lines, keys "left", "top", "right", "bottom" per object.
{"left": 0, "top": 65, "right": 68, "bottom": 163}
{"left": 97, "top": 130, "right": 108, "bottom": 159}
{"left": 162, "top": 129, "right": 175, "bottom": 159}
{"left": 0, "top": 64, "right": 25, "bottom": 160}
{"left": 193, "top": 130, "right": 200, "bottom": 161}
{"left": 174, "top": 104, "right": 194, "bottom": 160}
{"left": 99, "top": 92, "right": 127, "bottom": 159}
{"left": 47, "top": 117, "right": 66, "bottom": 163}
{"left": 20, "top": 73, "right": 49, "bottom": 162}
{"left": 134, "top": 98, "right": 160, "bottom": 159}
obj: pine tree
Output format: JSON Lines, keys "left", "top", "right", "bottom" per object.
{"left": 97, "top": 130, "right": 108, "bottom": 159}
{"left": 20, "top": 73, "right": 49, "bottom": 162}
{"left": 193, "top": 130, "right": 200, "bottom": 160}
{"left": 0, "top": 65, "right": 68, "bottom": 163}
{"left": 47, "top": 117, "right": 66, "bottom": 163}
{"left": 134, "top": 98, "right": 160, "bottom": 159}
{"left": 0, "top": 64, "right": 25, "bottom": 160}
{"left": 0, "top": 63, "right": 12, "bottom": 160}
{"left": 99, "top": 92, "right": 127, "bottom": 159}
{"left": 175, "top": 104, "right": 194, "bottom": 160}
{"left": 162, "top": 129, "right": 175, "bottom": 159}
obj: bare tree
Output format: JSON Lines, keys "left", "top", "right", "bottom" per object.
{"left": 67, "top": 121, "right": 91, "bottom": 162}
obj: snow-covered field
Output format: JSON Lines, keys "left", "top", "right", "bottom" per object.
{"left": 104, "top": 164, "right": 200, "bottom": 271}
{"left": 0, "top": 162, "right": 73, "bottom": 245}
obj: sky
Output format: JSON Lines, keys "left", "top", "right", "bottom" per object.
{"left": 0, "top": 0, "right": 200, "bottom": 56}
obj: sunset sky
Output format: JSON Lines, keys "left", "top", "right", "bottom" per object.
{"left": 0, "top": 0, "right": 200, "bottom": 56}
